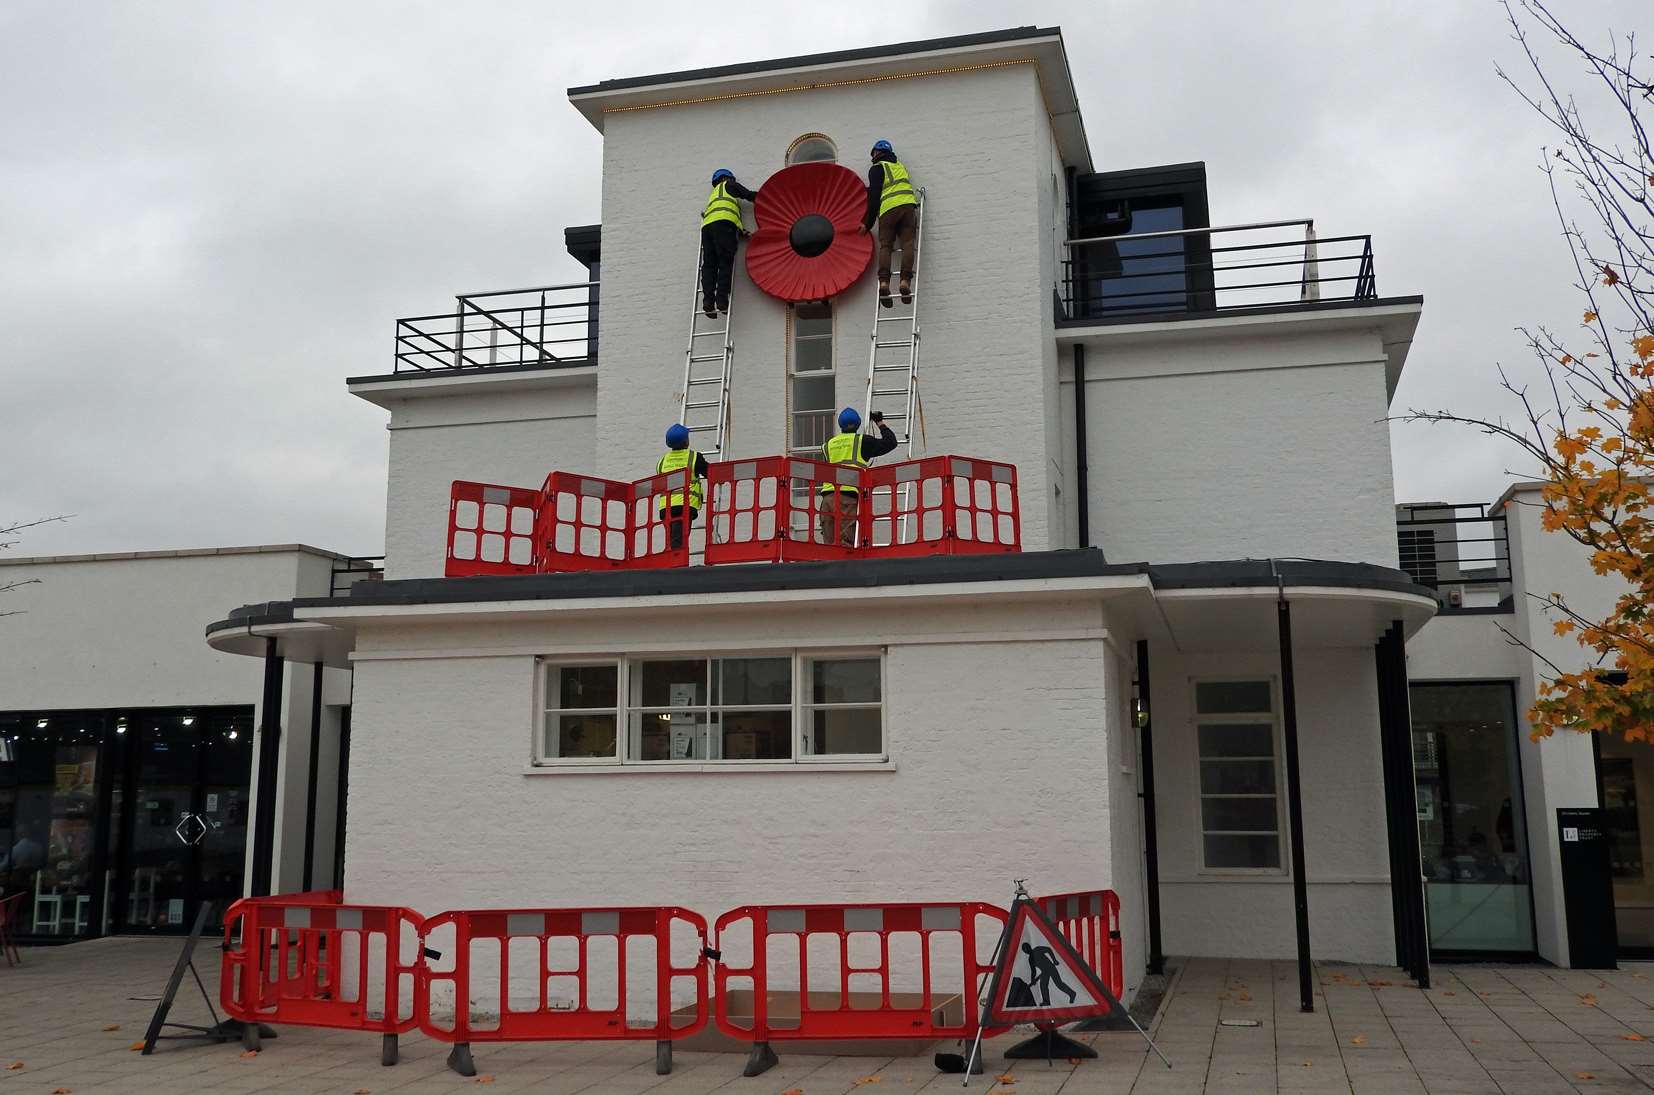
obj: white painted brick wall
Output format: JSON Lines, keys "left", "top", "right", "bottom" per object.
{"left": 379, "top": 379, "right": 596, "bottom": 578}
{"left": 340, "top": 597, "right": 1133, "bottom": 1006}
{"left": 593, "top": 65, "right": 1060, "bottom": 549}
{"left": 1081, "top": 342, "right": 1398, "bottom": 566}
{"left": 1148, "top": 643, "right": 1395, "bottom": 964}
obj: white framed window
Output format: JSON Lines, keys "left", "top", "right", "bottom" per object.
{"left": 535, "top": 651, "right": 884, "bottom": 767}
{"left": 789, "top": 302, "right": 835, "bottom": 455}
{"left": 541, "top": 661, "right": 621, "bottom": 763}
{"left": 786, "top": 133, "right": 837, "bottom": 165}
{"left": 1192, "top": 678, "right": 1283, "bottom": 873}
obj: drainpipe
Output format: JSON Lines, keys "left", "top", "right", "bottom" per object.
{"left": 1136, "top": 639, "right": 1164, "bottom": 975}
{"left": 1074, "top": 344, "right": 1089, "bottom": 548}
{"left": 1275, "top": 566, "right": 1314, "bottom": 1012}
{"left": 301, "top": 660, "right": 323, "bottom": 891}
{"left": 250, "top": 637, "right": 284, "bottom": 898}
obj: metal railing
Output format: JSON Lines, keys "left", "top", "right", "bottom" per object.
{"left": 1059, "top": 219, "right": 1377, "bottom": 322}
{"left": 393, "top": 281, "right": 597, "bottom": 373}
{"left": 1395, "top": 503, "right": 1511, "bottom": 613}
{"left": 330, "top": 555, "right": 385, "bottom": 597}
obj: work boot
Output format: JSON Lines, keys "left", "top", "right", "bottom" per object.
{"left": 717, "top": 298, "right": 730, "bottom": 316}
{"left": 703, "top": 299, "right": 717, "bottom": 318}
{"left": 899, "top": 279, "right": 913, "bottom": 305}
{"left": 878, "top": 281, "right": 893, "bottom": 308}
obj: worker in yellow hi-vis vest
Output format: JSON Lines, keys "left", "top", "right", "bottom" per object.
{"left": 700, "top": 168, "right": 759, "bottom": 318}
{"left": 817, "top": 407, "right": 898, "bottom": 548}
{"left": 858, "top": 140, "right": 919, "bottom": 308}
{"left": 658, "top": 423, "right": 710, "bottom": 550}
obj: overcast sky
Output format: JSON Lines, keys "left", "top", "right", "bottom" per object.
{"left": 2, "top": 0, "right": 1645, "bottom": 558}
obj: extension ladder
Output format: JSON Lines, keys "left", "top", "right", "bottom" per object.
{"left": 679, "top": 239, "right": 737, "bottom": 457}
{"left": 861, "top": 188, "right": 925, "bottom": 545}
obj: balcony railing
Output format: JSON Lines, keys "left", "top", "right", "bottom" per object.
{"left": 330, "top": 555, "right": 385, "bottom": 597}
{"left": 1058, "top": 219, "right": 1377, "bottom": 323}
{"left": 392, "top": 281, "right": 597, "bottom": 373}
{"left": 1395, "top": 503, "right": 1512, "bottom": 613}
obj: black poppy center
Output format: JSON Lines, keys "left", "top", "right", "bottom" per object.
{"left": 789, "top": 214, "right": 835, "bottom": 258}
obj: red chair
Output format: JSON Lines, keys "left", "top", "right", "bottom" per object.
{"left": 0, "top": 892, "right": 24, "bottom": 966}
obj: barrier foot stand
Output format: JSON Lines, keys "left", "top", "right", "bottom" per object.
{"left": 381, "top": 1033, "right": 399, "bottom": 1067}
{"left": 656, "top": 1040, "right": 673, "bottom": 1076}
{"left": 1003, "top": 1028, "right": 1097, "bottom": 1062}
{"left": 446, "top": 1043, "right": 477, "bottom": 1077}
{"left": 743, "top": 1041, "right": 778, "bottom": 1077}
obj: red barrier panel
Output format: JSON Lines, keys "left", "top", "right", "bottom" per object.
{"left": 705, "top": 457, "right": 864, "bottom": 565}
{"left": 417, "top": 906, "right": 711, "bottom": 1076}
{"left": 221, "top": 894, "right": 424, "bottom": 1062}
{"left": 866, "top": 456, "right": 1021, "bottom": 557}
{"left": 712, "top": 901, "right": 1009, "bottom": 1075}
{"left": 625, "top": 467, "right": 700, "bottom": 569}
{"left": 446, "top": 481, "right": 541, "bottom": 577}
{"left": 1035, "top": 889, "right": 1123, "bottom": 1001}
{"left": 537, "top": 472, "right": 630, "bottom": 573}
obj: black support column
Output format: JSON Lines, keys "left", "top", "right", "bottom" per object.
{"left": 1376, "top": 622, "right": 1431, "bottom": 987}
{"left": 250, "top": 637, "right": 285, "bottom": 898}
{"left": 1136, "top": 639, "right": 1165, "bottom": 975}
{"left": 301, "top": 661, "right": 324, "bottom": 891}
{"left": 1277, "top": 593, "right": 1314, "bottom": 1012}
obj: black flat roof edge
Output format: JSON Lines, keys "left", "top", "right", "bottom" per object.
{"left": 202, "top": 552, "right": 1431, "bottom": 629}
{"left": 567, "top": 26, "right": 1057, "bottom": 96}
{"left": 347, "top": 358, "right": 596, "bottom": 386}
{"left": 1055, "top": 295, "right": 1425, "bottom": 330}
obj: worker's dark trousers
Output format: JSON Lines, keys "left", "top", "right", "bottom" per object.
{"left": 665, "top": 506, "right": 697, "bottom": 550}
{"left": 700, "top": 222, "right": 740, "bottom": 311}
{"left": 877, "top": 204, "right": 919, "bottom": 288}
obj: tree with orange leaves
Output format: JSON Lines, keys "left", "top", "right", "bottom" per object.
{"left": 1405, "top": 1, "right": 1654, "bottom": 739}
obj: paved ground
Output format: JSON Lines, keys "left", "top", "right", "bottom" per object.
{"left": 8, "top": 939, "right": 1654, "bottom": 1093}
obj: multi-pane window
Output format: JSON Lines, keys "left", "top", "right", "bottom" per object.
{"left": 1193, "top": 679, "right": 1282, "bottom": 871}
{"left": 790, "top": 303, "right": 835, "bottom": 455}
{"left": 537, "top": 653, "right": 883, "bottom": 766}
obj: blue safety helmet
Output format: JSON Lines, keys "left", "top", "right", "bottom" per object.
{"left": 838, "top": 407, "right": 862, "bottom": 432}
{"left": 871, "top": 140, "right": 893, "bottom": 155}
{"left": 711, "top": 168, "right": 734, "bottom": 183}
{"left": 665, "top": 423, "right": 690, "bottom": 449}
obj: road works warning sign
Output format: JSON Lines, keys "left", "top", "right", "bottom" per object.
{"left": 981, "top": 899, "right": 1123, "bottom": 1026}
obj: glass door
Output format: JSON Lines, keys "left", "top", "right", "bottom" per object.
{"left": 115, "top": 710, "right": 253, "bottom": 934}
{"left": 1597, "top": 734, "right": 1654, "bottom": 955}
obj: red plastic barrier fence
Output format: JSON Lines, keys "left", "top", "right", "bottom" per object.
{"left": 1035, "top": 889, "right": 1123, "bottom": 1001}
{"left": 537, "top": 472, "right": 631, "bottom": 573}
{"left": 221, "top": 892, "right": 424, "bottom": 1062}
{"left": 866, "top": 456, "right": 1021, "bottom": 557}
{"left": 416, "top": 906, "right": 711, "bottom": 1077}
{"left": 446, "top": 482, "right": 541, "bottom": 577}
{"left": 712, "top": 901, "right": 1009, "bottom": 1075}
{"left": 625, "top": 467, "right": 700, "bottom": 570}
{"left": 705, "top": 457, "right": 864, "bottom": 565}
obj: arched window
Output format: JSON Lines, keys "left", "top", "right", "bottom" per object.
{"left": 786, "top": 133, "right": 837, "bottom": 165}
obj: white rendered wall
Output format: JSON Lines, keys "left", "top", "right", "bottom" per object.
{"left": 593, "top": 64, "right": 1064, "bottom": 549}
{"left": 1148, "top": 642, "right": 1396, "bottom": 965}
{"left": 339, "top": 594, "right": 1137, "bottom": 1005}
{"left": 1069, "top": 325, "right": 1399, "bottom": 566}
{"left": 371, "top": 376, "right": 597, "bottom": 579}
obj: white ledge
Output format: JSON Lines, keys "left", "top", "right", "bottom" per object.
{"left": 521, "top": 761, "right": 897, "bottom": 776}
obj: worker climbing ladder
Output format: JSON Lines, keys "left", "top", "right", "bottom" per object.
{"left": 861, "top": 188, "right": 925, "bottom": 544}
{"left": 678, "top": 239, "right": 737, "bottom": 458}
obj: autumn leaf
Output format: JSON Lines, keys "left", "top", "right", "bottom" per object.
{"left": 1442, "top": 990, "right": 1456, "bottom": 996}
{"left": 355, "top": 1089, "right": 372, "bottom": 1094}
{"left": 1585, "top": 310, "right": 1599, "bottom": 323}
{"left": 1581, "top": 993, "right": 1599, "bottom": 1006}
{"left": 1603, "top": 264, "right": 1621, "bottom": 286}
{"left": 1471, "top": 1039, "right": 1482, "bottom": 1045}
{"left": 1577, "top": 1071, "right": 1595, "bottom": 1080}
{"left": 239, "top": 1049, "right": 259, "bottom": 1058}
{"left": 854, "top": 1078, "right": 883, "bottom": 1087}
{"left": 128, "top": 1042, "right": 145, "bottom": 1051}
{"left": 1622, "top": 1033, "right": 1646, "bottom": 1041}
{"left": 1350, "top": 1035, "right": 1367, "bottom": 1045}
{"left": 1301, "top": 1060, "right": 1313, "bottom": 1067}
{"left": 1236, "top": 991, "right": 1253, "bottom": 1001}
{"left": 5, "top": 1062, "right": 22, "bottom": 1071}
{"left": 781, "top": 1090, "right": 803, "bottom": 1095}
{"left": 50, "top": 1088, "right": 70, "bottom": 1094}
{"left": 475, "top": 1079, "right": 495, "bottom": 1087}
{"left": 1369, "top": 980, "right": 1392, "bottom": 988}
{"left": 995, "top": 1075, "right": 1017, "bottom": 1084}
{"left": 101, "top": 1024, "right": 120, "bottom": 1032}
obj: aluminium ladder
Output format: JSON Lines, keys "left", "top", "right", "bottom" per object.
{"left": 861, "top": 188, "right": 925, "bottom": 545}
{"left": 678, "top": 239, "right": 737, "bottom": 458}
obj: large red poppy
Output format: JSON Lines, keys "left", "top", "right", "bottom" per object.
{"left": 746, "top": 162, "right": 874, "bottom": 302}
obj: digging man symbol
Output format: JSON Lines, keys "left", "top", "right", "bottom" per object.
{"left": 1014, "top": 941, "right": 1077, "bottom": 1007}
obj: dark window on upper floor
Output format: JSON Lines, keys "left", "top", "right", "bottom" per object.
{"left": 1066, "top": 162, "right": 1212, "bottom": 320}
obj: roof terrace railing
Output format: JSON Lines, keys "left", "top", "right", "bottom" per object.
{"left": 1395, "top": 502, "right": 1512, "bottom": 613}
{"left": 392, "top": 281, "right": 598, "bottom": 373}
{"left": 1059, "top": 219, "right": 1377, "bottom": 323}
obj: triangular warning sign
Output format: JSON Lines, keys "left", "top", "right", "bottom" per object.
{"left": 982, "top": 898, "right": 1124, "bottom": 1026}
